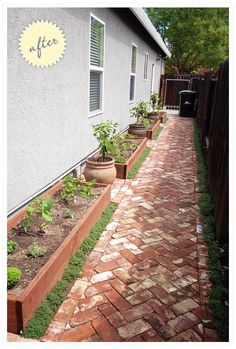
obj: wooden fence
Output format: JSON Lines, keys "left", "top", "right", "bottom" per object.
{"left": 160, "top": 62, "right": 229, "bottom": 244}
{"left": 196, "top": 60, "right": 229, "bottom": 244}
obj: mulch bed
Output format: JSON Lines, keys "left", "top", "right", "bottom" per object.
{"left": 8, "top": 187, "right": 104, "bottom": 291}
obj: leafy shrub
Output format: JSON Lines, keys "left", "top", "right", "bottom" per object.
{"left": 130, "top": 100, "right": 148, "bottom": 124}
{"left": 149, "top": 91, "right": 161, "bottom": 113}
{"left": 27, "top": 243, "right": 47, "bottom": 258}
{"left": 7, "top": 240, "right": 19, "bottom": 254}
{"left": 79, "top": 179, "right": 97, "bottom": 198}
{"left": 7, "top": 267, "right": 22, "bottom": 288}
{"left": 92, "top": 120, "right": 118, "bottom": 161}
{"left": 198, "top": 192, "right": 214, "bottom": 216}
{"left": 61, "top": 176, "right": 79, "bottom": 200}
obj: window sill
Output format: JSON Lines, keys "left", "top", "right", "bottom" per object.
{"left": 129, "top": 100, "right": 135, "bottom": 104}
{"left": 89, "top": 110, "right": 104, "bottom": 118}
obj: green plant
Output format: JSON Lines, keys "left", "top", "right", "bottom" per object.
{"left": 130, "top": 100, "right": 148, "bottom": 124}
{"left": 78, "top": 179, "right": 97, "bottom": 198}
{"left": 60, "top": 176, "right": 79, "bottom": 200}
{"left": 92, "top": 120, "right": 118, "bottom": 161}
{"left": 22, "top": 198, "right": 54, "bottom": 233}
{"left": 108, "top": 133, "right": 138, "bottom": 164}
{"left": 63, "top": 209, "right": 73, "bottom": 218}
{"left": 142, "top": 118, "right": 151, "bottom": 129}
{"left": 7, "top": 240, "right": 19, "bottom": 254}
{"left": 27, "top": 242, "right": 47, "bottom": 258}
{"left": 7, "top": 267, "right": 22, "bottom": 288}
{"left": 23, "top": 203, "right": 118, "bottom": 339}
{"left": 149, "top": 91, "right": 161, "bottom": 113}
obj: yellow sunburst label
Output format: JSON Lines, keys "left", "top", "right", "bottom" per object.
{"left": 19, "top": 20, "right": 66, "bottom": 67}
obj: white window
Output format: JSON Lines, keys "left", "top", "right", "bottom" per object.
{"left": 89, "top": 14, "right": 105, "bottom": 116}
{"left": 129, "top": 44, "right": 137, "bottom": 102}
{"left": 144, "top": 52, "right": 148, "bottom": 80}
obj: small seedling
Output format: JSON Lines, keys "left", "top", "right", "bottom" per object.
{"left": 22, "top": 197, "right": 54, "bottom": 233}
{"left": 130, "top": 100, "right": 148, "bottom": 124}
{"left": 7, "top": 267, "right": 22, "bottom": 288}
{"left": 63, "top": 209, "right": 73, "bottom": 218}
{"left": 7, "top": 240, "right": 19, "bottom": 254}
{"left": 27, "top": 242, "right": 47, "bottom": 258}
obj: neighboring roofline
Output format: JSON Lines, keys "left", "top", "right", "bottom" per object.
{"left": 130, "top": 8, "right": 171, "bottom": 58}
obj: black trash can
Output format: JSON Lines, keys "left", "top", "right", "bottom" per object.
{"left": 179, "top": 90, "right": 197, "bottom": 117}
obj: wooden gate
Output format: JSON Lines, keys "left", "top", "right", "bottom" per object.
{"left": 160, "top": 74, "right": 200, "bottom": 109}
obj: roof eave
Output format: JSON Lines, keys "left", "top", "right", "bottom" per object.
{"left": 130, "top": 8, "right": 171, "bottom": 58}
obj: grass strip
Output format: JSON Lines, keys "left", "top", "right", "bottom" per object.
{"left": 163, "top": 115, "right": 169, "bottom": 124}
{"left": 127, "top": 147, "right": 151, "bottom": 179}
{"left": 194, "top": 120, "right": 228, "bottom": 341}
{"left": 152, "top": 126, "right": 164, "bottom": 140}
{"left": 23, "top": 202, "right": 118, "bottom": 339}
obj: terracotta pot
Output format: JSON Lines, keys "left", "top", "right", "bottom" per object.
{"left": 128, "top": 124, "right": 146, "bottom": 137}
{"left": 147, "top": 112, "right": 160, "bottom": 120}
{"left": 84, "top": 157, "right": 117, "bottom": 184}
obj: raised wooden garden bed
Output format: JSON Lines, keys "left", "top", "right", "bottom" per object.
{"left": 115, "top": 137, "right": 147, "bottom": 179}
{"left": 7, "top": 181, "right": 111, "bottom": 334}
{"left": 146, "top": 120, "right": 161, "bottom": 140}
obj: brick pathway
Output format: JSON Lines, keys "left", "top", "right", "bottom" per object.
{"left": 41, "top": 116, "right": 218, "bottom": 342}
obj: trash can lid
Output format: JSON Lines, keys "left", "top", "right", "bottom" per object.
{"left": 179, "top": 90, "right": 197, "bottom": 94}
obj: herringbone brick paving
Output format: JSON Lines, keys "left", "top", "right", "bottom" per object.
{"left": 42, "top": 116, "right": 218, "bottom": 342}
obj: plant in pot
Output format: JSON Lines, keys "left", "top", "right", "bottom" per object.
{"left": 148, "top": 91, "right": 161, "bottom": 119}
{"left": 128, "top": 100, "right": 148, "bottom": 137}
{"left": 84, "top": 120, "right": 118, "bottom": 184}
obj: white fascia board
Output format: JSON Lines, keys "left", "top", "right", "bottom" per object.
{"left": 130, "top": 7, "right": 171, "bottom": 58}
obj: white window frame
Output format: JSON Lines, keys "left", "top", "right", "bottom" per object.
{"left": 129, "top": 43, "right": 137, "bottom": 104}
{"left": 89, "top": 13, "right": 105, "bottom": 118}
{"left": 144, "top": 52, "right": 149, "bottom": 81}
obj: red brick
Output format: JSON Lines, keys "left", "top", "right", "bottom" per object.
{"left": 54, "top": 298, "right": 78, "bottom": 323}
{"left": 61, "top": 322, "right": 95, "bottom": 341}
{"left": 137, "top": 249, "right": 158, "bottom": 260}
{"left": 126, "top": 289, "right": 154, "bottom": 306}
{"left": 98, "top": 303, "right": 117, "bottom": 318}
{"left": 107, "top": 311, "right": 127, "bottom": 328}
{"left": 70, "top": 308, "right": 100, "bottom": 326}
{"left": 104, "top": 289, "right": 131, "bottom": 311}
{"left": 90, "top": 271, "right": 115, "bottom": 284}
{"left": 92, "top": 316, "right": 122, "bottom": 341}
{"left": 43, "top": 321, "right": 66, "bottom": 341}
{"left": 78, "top": 294, "right": 107, "bottom": 312}
{"left": 125, "top": 335, "right": 144, "bottom": 342}
{"left": 141, "top": 329, "right": 164, "bottom": 341}
{"left": 167, "top": 312, "right": 200, "bottom": 333}
{"left": 84, "top": 281, "right": 112, "bottom": 297}
{"left": 143, "top": 313, "right": 176, "bottom": 340}
{"left": 95, "top": 260, "right": 119, "bottom": 273}
{"left": 169, "top": 329, "right": 202, "bottom": 341}
{"left": 127, "top": 235, "right": 143, "bottom": 247}
{"left": 113, "top": 267, "right": 136, "bottom": 284}
{"left": 118, "top": 319, "right": 151, "bottom": 339}
{"left": 120, "top": 249, "right": 139, "bottom": 264}
{"left": 110, "top": 278, "right": 134, "bottom": 297}
{"left": 147, "top": 299, "right": 175, "bottom": 321}
{"left": 122, "top": 303, "right": 153, "bottom": 322}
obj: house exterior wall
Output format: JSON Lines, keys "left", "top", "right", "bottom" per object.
{"left": 7, "top": 7, "right": 165, "bottom": 213}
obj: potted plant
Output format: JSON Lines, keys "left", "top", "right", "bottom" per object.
{"left": 84, "top": 120, "right": 118, "bottom": 184}
{"left": 128, "top": 100, "right": 148, "bottom": 137}
{"left": 148, "top": 91, "right": 161, "bottom": 119}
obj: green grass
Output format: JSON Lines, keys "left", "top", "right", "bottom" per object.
{"left": 152, "top": 126, "right": 164, "bottom": 140}
{"left": 163, "top": 115, "right": 169, "bottom": 124}
{"left": 127, "top": 147, "right": 151, "bottom": 179}
{"left": 194, "top": 120, "right": 228, "bottom": 341}
{"left": 23, "top": 202, "right": 118, "bottom": 339}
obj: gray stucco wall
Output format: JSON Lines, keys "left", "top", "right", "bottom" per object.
{"left": 7, "top": 8, "right": 165, "bottom": 212}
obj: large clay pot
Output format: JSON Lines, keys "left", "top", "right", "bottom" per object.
{"left": 147, "top": 112, "right": 160, "bottom": 120}
{"left": 84, "top": 156, "right": 117, "bottom": 184}
{"left": 128, "top": 124, "right": 146, "bottom": 138}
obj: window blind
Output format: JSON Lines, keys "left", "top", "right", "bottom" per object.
{"left": 90, "top": 17, "right": 104, "bottom": 67}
